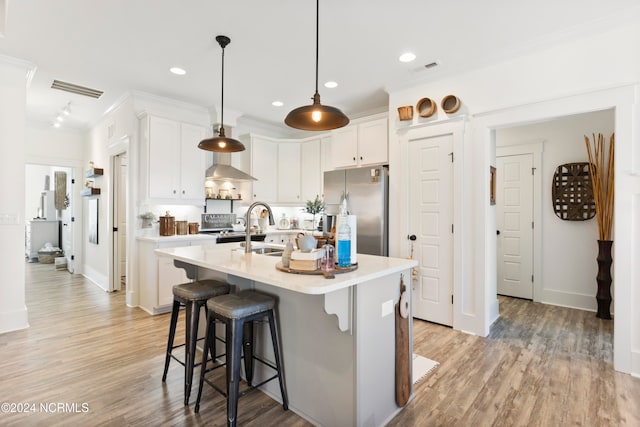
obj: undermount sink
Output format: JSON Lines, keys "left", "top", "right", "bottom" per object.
{"left": 251, "top": 247, "right": 284, "bottom": 256}
{"left": 234, "top": 243, "right": 285, "bottom": 256}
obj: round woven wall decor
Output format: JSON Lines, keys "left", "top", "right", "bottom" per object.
{"left": 416, "top": 97, "right": 437, "bottom": 117}
{"left": 551, "top": 162, "right": 596, "bottom": 221}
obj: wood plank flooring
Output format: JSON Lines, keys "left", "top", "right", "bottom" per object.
{"left": 1, "top": 263, "right": 638, "bottom": 426}
{"left": 390, "top": 297, "right": 640, "bottom": 427}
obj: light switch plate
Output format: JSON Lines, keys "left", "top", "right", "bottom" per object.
{"left": 381, "top": 299, "right": 394, "bottom": 318}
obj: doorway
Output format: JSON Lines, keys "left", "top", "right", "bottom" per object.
{"left": 110, "top": 152, "right": 128, "bottom": 292}
{"left": 24, "top": 164, "right": 77, "bottom": 272}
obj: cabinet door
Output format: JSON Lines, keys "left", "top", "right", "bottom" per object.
{"left": 301, "top": 139, "right": 322, "bottom": 202}
{"left": 277, "top": 143, "right": 301, "bottom": 203}
{"left": 251, "top": 138, "right": 277, "bottom": 201}
{"left": 357, "top": 118, "right": 388, "bottom": 166}
{"left": 180, "top": 123, "right": 207, "bottom": 201}
{"left": 156, "top": 241, "right": 190, "bottom": 308}
{"left": 148, "top": 116, "right": 180, "bottom": 199}
{"left": 157, "top": 256, "right": 189, "bottom": 307}
{"left": 331, "top": 126, "right": 358, "bottom": 168}
{"left": 321, "top": 136, "right": 333, "bottom": 172}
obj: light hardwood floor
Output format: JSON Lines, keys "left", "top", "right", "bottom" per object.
{"left": 1, "top": 263, "right": 638, "bottom": 426}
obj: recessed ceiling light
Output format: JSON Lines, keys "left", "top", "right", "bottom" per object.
{"left": 169, "top": 67, "right": 187, "bottom": 76}
{"left": 53, "top": 122, "right": 61, "bottom": 128}
{"left": 324, "top": 81, "right": 338, "bottom": 89}
{"left": 399, "top": 52, "right": 416, "bottom": 63}
{"left": 272, "top": 101, "right": 284, "bottom": 107}
{"left": 55, "top": 115, "right": 64, "bottom": 122}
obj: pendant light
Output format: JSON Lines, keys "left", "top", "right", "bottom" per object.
{"left": 198, "top": 35, "right": 246, "bottom": 152}
{"left": 285, "top": 0, "right": 349, "bottom": 131}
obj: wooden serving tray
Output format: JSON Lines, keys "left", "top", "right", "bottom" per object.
{"left": 275, "top": 262, "right": 357, "bottom": 279}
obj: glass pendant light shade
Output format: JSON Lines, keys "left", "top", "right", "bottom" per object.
{"left": 285, "top": 0, "right": 349, "bottom": 131}
{"left": 199, "top": 35, "right": 246, "bottom": 152}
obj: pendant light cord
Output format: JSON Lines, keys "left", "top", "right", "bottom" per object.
{"left": 220, "top": 44, "right": 225, "bottom": 135}
{"left": 314, "top": 0, "right": 319, "bottom": 95}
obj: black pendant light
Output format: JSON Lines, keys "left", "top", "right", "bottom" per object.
{"left": 198, "top": 35, "right": 246, "bottom": 152}
{"left": 285, "top": 0, "right": 349, "bottom": 131}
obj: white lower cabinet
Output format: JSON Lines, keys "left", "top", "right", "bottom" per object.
{"left": 138, "top": 237, "right": 217, "bottom": 314}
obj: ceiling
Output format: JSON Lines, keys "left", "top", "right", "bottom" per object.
{"left": 2, "top": 0, "right": 639, "bottom": 137}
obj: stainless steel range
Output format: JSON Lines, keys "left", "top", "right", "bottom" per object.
{"left": 199, "top": 213, "right": 266, "bottom": 243}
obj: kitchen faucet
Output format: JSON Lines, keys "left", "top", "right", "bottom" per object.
{"left": 245, "top": 201, "right": 275, "bottom": 253}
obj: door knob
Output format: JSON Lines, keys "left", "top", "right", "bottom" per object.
{"left": 497, "top": 230, "right": 501, "bottom": 235}
{"left": 408, "top": 234, "right": 417, "bottom": 241}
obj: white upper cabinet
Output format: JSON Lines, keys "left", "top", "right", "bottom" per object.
{"left": 278, "top": 143, "right": 302, "bottom": 203}
{"left": 301, "top": 139, "right": 322, "bottom": 202}
{"left": 147, "top": 116, "right": 180, "bottom": 200}
{"left": 250, "top": 137, "right": 277, "bottom": 202}
{"left": 142, "top": 114, "right": 207, "bottom": 205}
{"left": 330, "top": 117, "right": 388, "bottom": 168}
{"left": 245, "top": 134, "right": 325, "bottom": 205}
{"left": 179, "top": 123, "right": 208, "bottom": 200}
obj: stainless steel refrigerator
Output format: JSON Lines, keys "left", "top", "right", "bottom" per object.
{"left": 323, "top": 166, "right": 388, "bottom": 256}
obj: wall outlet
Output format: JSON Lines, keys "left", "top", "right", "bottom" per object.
{"left": 0, "top": 213, "right": 20, "bottom": 225}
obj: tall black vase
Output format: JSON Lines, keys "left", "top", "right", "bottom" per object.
{"left": 596, "top": 239, "right": 613, "bottom": 319}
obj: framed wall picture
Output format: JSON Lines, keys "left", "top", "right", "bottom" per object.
{"left": 88, "top": 198, "right": 99, "bottom": 244}
{"left": 490, "top": 166, "right": 496, "bottom": 205}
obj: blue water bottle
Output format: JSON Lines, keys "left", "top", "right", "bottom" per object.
{"left": 336, "top": 214, "right": 351, "bottom": 268}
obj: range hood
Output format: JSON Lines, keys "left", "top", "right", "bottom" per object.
{"left": 205, "top": 152, "right": 256, "bottom": 181}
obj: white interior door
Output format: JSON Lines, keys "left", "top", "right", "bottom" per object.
{"left": 60, "top": 168, "right": 74, "bottom": 273}
{"left": 111, "top": 152, "right": 127, "bottom": 292}
{"left": 496, "top": 154, "right": 533, "bottom": 299}
{"left": 118, "top": 154, "right": 128, "bottom": 286}
{"left": 409, "top": 134, "right": 453, "bottom": 326}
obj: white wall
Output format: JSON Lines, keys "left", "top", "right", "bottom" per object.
{"left": 497, "top": 110, "right": 614, "bottom": 310}
{"left": 84, "top": 97, "right": 138, "bottom": 291}
{"left": 388, "top": 19, "right": 640, "bottom": 375}
{"left": 25, "top": 126, "right": 85, "bottom": 165}
{"left": 24, "top": 164, "right": 51, "bottom": 218}
{"left": 0, "top": 55, "right": 34, "bottom": 334}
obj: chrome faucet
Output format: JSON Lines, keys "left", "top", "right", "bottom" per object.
{"left": 245, "top": 201, "right": 275, "bottom": 253}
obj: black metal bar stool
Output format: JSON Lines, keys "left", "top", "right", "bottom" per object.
{"left": 162, "top": 279, "right": 230, "bottom": 405}
{"left": 194, "top": 290, "right": 288, "bottom": 426}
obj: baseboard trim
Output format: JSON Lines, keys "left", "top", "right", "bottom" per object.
{"left": 540, "top": 288, "right": 606, "bottom": 313}
{"left": 0, "top": 305, "right": 29, "bottom": 334}
{"left": 82, "top": 265, "right": 108, "bottom": 291}
{"left": 631, "top": 350, "right": 640, "bottom": 378}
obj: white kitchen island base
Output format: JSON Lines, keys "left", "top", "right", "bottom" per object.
{"left": 157, "top": 243, "right": 417, "bottom": 426}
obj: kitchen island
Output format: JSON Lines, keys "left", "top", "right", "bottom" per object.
{"left": 155, "top": 242, "right": 417, "bottom": 427}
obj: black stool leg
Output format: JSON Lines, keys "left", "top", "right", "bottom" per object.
{"left": 194, "top": 310, "right": 214, "bottom": 414}
{"left": 243, "top": 321, "right": 254, "bottom": 386}
{"left": 267, "top": 310, "right": 288, "bottom": 410}
{"left": 227, "top": 318, "right": 244, "bottom": 427}
{"left": 184, "top": 300, "right": 201, "bottom": 405}
{"left": 162, "top": 299, "right": 181, "bottom": 382}
{"left": 205, "top": 306, "right": 217, "bottom": 363}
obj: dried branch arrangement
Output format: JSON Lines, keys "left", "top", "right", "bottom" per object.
{"left": 584, "top": 133, "right": 615, "bottom": 240}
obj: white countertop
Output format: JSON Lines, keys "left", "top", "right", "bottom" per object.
{"left": 264, "top": 228, "right": 322, "bottom": 235}
{"left": 136, "top": 233, "right": 219, "bottom": 243}
{"left": 155, "top": 242, "right": 417, "bottom": 295}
